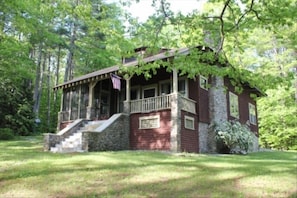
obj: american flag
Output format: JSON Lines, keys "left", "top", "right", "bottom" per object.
{"left": 110, "top": 73, "right": 121, "bottom": 91}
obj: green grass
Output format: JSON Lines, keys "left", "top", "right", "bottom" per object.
{"left": 0, "top": 136, "right": 296, "bottom": 198}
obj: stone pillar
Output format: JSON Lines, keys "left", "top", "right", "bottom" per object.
{"left": 170, "top": 69, "right": 181, "bottom": 152}
{"left": 208, "top": 76, "right": 228, "bottom": 152}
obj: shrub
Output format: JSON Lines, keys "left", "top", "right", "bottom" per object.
{"left": 0, "top": 128, "right": 15, "bottom": 140}
{"left": 213, "top": 120, "right": 254, "bottom": 154}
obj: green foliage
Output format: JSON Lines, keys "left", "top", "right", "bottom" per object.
{"left": 214, "top": 120, "right": 255, "bottom": 154}
{"left": 258, "top": 85, "right": 297, "bottom": 150}
{"left": 0, "top": 128, "right": 14, "bottom": 140}
{"left": 0, "top": 80, "right": 34, "bottom": 136}
{"left": 0, "top": 0, "right": 130, "bottom": 136}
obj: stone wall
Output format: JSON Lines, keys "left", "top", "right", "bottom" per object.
{"left": 208, "top": 76, "right": 228, "bottom": 153}
{"left": 43, "top": 134, "right": 61, "bottom": 151}
{"left": 44, "top": 119, "right": 87, "bottom": 151}
{"left": 249, "top": 133, "right": 259, "bottom": 153}
{"left": 82, "top": 114, "right": 129, "bottom": 151}
{"left": 198, "top": 122, "right": 209, "bottom": 153}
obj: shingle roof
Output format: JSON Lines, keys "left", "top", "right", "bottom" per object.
{"left": 53, "top": 47, "right": 190, "bottom": 90}
{"left": 53, "top": 46, "right": 264, "bottom": 97}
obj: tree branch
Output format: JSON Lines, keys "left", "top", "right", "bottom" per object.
{"left": 216, "top": 0, "right": 231, "bottom": 55}
{"left": 153, "top": 0, "right": 170, "bottom": 46}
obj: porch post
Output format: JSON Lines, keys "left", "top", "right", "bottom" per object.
{"left": 57, "top": 89, "right": 63, "bottom": 131}
{"left": 173, "top": 68, "right": 178, "bottom": 94}
{"left": 68, "top": 90, "right": 72, "bottom": 121}
{"left": 77, "top": 85, "right": 81, "bottom": 119}
{"left": 86, "top": 81, "right": 96, "bottom": 120}
{"left": 171, "top": 68, "right": 181, "bottom": 152}
{"left": 123, "top": 76, "right": 131, "bottom": 113}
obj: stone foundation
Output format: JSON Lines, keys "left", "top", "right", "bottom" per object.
{"left": 198, "top": 122, "right": 209, "bottom": 153}
{"left": 82, "top": 114, "right": 129, "bottom": 151}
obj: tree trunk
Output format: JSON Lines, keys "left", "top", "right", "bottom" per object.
{"left": 64, "top": 20, "right": 77, "bottom": 82}
{"left": 47, "top": 54, "right": 51, "bottom": 132}
{"left": 53, "top": 45, "right": 61, "bottom": 116}
{"left": 33, "top": 44, "right": 43, "bottom": 118}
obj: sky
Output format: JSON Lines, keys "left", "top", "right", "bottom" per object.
{"left": 123, "top": 0, "right": 207, "bottom": 22}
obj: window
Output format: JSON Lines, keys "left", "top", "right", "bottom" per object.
{"left": 130, "top": 87, "right": 140, "bottom": 100}
{"left": 62, "top": 89, "right": 70, "bottom": 111}
{"left": 229, "top": 92, "right": 239, "bottom": 118}
{"left": 160, "top": 80, "right": 171, "bottom": 95}
{"left": 199, "top": 75, "right": 208, "bottom": 90}
{"left": 184, "top": 115, "right": 195, "bottom": 130}
{"left": 178, "top": 78, "right": 188, "bottom": 97}
{"left": 139, "top": 115, "right": 160, "bottom": 129}
{"left": 143, "top": 85, "right": 157, "bottom": 98}
{"left": 249, "top": 103, "right": 257, "bottom": 125}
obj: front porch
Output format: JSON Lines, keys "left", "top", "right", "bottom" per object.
{"left": 56, "top": 66, "right": 197, "bottom": 129}
{"left": 58, "top": 92, "right": 196, "bottom": 124}
{"left": 51, "top": 63, "right": 199, "bottom": 153}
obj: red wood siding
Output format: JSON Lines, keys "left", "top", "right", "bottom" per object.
{"left": 198, "top": 76, "right": 210, "bottom": 123}
{"left": 130, "top": 110, "right": 171, "bottom": 150}
{"left": 188, "top": 79, "right": 199, "bottom": 115}
{"left": 180, "top": 111, "right": 199, "bottom": 153}
{"left": 224, "top": 78, "right": 259, "bottom": 136}
{"left": 188, "top": 77, "right": 210, "bottom": 123}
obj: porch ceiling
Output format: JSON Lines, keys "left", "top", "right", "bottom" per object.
{"left": 53, "top": 66, "right": 120, "bottom": 91}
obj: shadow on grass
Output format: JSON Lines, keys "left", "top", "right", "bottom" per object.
{"left": 0, "top": 137, "right": 296, "bottom": 197}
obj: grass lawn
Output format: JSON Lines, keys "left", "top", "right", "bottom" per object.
{"left": 0, "top": 136, "right": 296, "bottom": 198}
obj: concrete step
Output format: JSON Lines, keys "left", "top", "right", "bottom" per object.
{"left": 50, "top": 120, "right": 106, "bottom": 153}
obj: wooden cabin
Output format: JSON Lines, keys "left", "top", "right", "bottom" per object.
{"left": 44, "top": 46, "right": 262, "bottom": 153}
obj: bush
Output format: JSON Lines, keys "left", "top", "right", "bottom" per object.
{"left": 0, "top": 128, "right": 15, "bottom": 140}
{"left": 213, "top": 120, "right": 254, "bottom": 154}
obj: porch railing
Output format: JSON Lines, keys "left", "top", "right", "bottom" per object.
{"left": 59, "top": 107, "right": 108, "bottom": 122}
{"left": 59, "top": 94, "right": 197, "bottom": 122}
{"left": 130, "top": 94, "right": 172, "bottom": 113}
{"left": 130, "top": 94, "right": 196, "bottom": 114}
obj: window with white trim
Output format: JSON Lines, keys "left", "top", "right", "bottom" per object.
{"left": 159, "top": 80, "right": 171, "bottom": 95}
{"left": 139, "top": 115, "right": 160, "bottom": 129}
{"left": 199, "top": 75, "right": 208, "bottom": 90}
{"left": 249, "top": 103, "right": 257, "bottom": 125}
{"left": 143, "top": 85, "right": 157, "bottom": 98}
{"left": 229, "top": 92, "right": 239, "bottom": 118}
{"left": 178, "top": 78, "right": 188, "bottom": 97}
{"left": 184, "top": 115, "right": 195, "bottom": 130}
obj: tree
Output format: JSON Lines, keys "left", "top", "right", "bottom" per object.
{"left": 0, "top": 0, "right": 129, "bottom": 135}
{"left": 123, "top": 0, "right": 297, "bottom": 149}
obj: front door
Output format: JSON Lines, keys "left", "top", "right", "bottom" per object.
{"left": 94, "top": 80, "right": 111, "bottom": 120}
{"left": 142, "top": 85, "right": 157, "bottom": 111}
{"left": 99, "top": 91, "right": 109, "bottom": 119}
